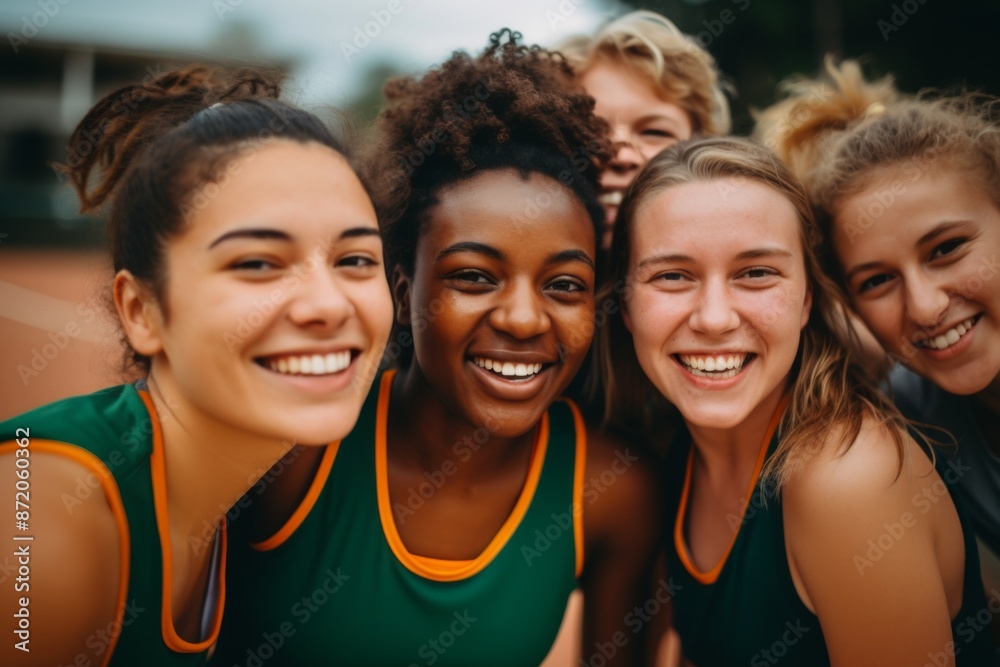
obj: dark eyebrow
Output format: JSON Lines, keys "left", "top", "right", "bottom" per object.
{"left": 734, "top": 248, "right": 794, "bottom": 261}
{"left": 916, "top": 221, "right": 969, "bottom": 247}
{"left": 338, "top": 226, "right": 382, "bottom": 240}
{"left": 209, "top": 228, "right": 290, "bottom": 248}
{"left": 548, "top": 249, "right": 595, "bottom": 270}
{"left": 208, "top": 225, "right": 379, "bottom": 249}
{"left": 437, "top": 241, "right": 504, "bottom": 262}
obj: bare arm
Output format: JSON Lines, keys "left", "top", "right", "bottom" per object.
{"left": 0, "top": 446, "right": 123, "bottom": 667}
{"left": 783, "top": 422, "right": 958, "bottom": 667}
{"left": 582, "top": 428, "right": 663, "bottom": 667}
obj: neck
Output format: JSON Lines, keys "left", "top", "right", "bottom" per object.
{"left": 686, "top": 385, "right": 786, "bottom": 486}
{"left": 145, "top": 372, "right": 297, "bottom": 549}
{"left": 388, "top": 365, "right": 537, "bottom": 482}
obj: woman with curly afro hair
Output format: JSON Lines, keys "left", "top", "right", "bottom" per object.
{"left": 212, "top": 29, "right": 663, "bottom": 666}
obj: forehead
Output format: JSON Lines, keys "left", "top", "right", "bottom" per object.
{"left": 631, "top": 179, "right": 802, "bottom": 256}
{"left": 421, "top": 169, "right": 595, "bottom": 250}
{"left": 580, "top": 59, "right": 690, "bottom": 124}
{"left": 182, "top": 140, "right": 374, "bottom": 238}
{"left": 831, "top": 163, "right": 997, "bottom": 260}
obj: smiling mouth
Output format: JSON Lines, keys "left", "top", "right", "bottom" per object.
{"left": 915, "top": 315, "right": 980, "bottom": 351}
{"left": 676, "top": 353, "right": 754, "bottom": 379}
{"left": 473, "top": 357, "right": 546, "bottom": 379}
{"left": 257, "top": 351, "right": 355, "bottom": 376}
{"left": 599, "top": 191, "right": 623, "bottom": 207}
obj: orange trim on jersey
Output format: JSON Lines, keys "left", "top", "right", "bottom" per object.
{"left": 375, "top": 369, "right": 551, "bottom": 582}
{"left": 674, "top": 394, "right": 790, "bottom": 585}
{"left": 137, "top": 390, "right": 227, "bottom": 653}
{"left": 0, "top": 439, "right": 131, "bottom": 667}
{"left": 410, "top": 554, "right": 475, "bottom": 570}
{"left": 562, "top": 398, "right": 587, "bottom": 579}
{"left": 251, "top": 441, "right": 340, "bottom": 552}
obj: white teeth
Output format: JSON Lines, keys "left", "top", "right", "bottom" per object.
{"left": 265, "top": 351, "right": 352, "bottom": 375}
{"left": 474, "top": 357, "right": 544, "bottom": 378}
{"left": 919, "top": 317, "right": 976, "bottom": 350}
{"left": 678, "top": 353, "right": 748, "bottom": 376}
{"left": 599, "top": 191, "right": 623, "bottom": 206}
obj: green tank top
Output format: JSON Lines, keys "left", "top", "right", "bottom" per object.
{"left": 213, "top": 370, "right": 585, "bottom": 666}
{"left": 663, "top": 402, "right": 994, "bottom": 666}
{"left": 0, "top": 383, "right": 224, "bottom": 667}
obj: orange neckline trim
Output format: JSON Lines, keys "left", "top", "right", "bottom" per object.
{"left": 137, "top": 390, "right": 227, "bottom": 653}
{"left": 251, "top": 441, "right": 340, "bottom": 552}
{"left": 0, "top": 439, "right": 132, "bottom": 667}
{"left": 375, "top": 369, "right": 550, "bottom": 582}
{"left": 674, "top": 394, "right": 790, "bottom": 585}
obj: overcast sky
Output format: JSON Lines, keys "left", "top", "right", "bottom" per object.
{"left": 1, "top": 0, "right": 626, "bottom": 105}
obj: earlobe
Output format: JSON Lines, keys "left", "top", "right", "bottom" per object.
{"left": 391, "top": 267, "right": 412, "bottom": 327}
{"left": 113, "top": 270, "right": 164, "bottom": 357}
{"left": 621, "top": 299, "right": 634, "bottom": 333}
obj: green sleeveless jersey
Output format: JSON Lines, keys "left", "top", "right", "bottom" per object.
{"left": 213, "top": 370, "right": 585, "bottom": 666}
{"left": 664, "top": 403, "right": 995, "bottom": 666}
{"left": 0, "top": 383, "right": 225, "bottom": 667}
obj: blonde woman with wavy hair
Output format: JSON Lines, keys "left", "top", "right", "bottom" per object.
{"left": 597, "top": 136, "right": 993, "bottom": 665}
{"left": 559, "top": 10, "right": 731, "bottom": 248}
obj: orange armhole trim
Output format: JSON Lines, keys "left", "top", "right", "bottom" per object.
{"left": 561, "top": 398, "right": 587, "bottom": 579}
{"left": 137, "top": 390, "right": 225, "bottom": 653}
{"left": 251, "top": 441, "right": 340, "bottom": 552}
{"left": 0, "top": 439, "right": 131, "bottom": 667}
{"left": 674, "top": 393, "right": 789, "bottom": 585}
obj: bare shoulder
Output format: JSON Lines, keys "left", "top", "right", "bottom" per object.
{"left": 583, "top": 425, "right": 662, "bottom": 543}
{"left": 0, "top": 445, "right": 125, "bottom": 666}
{"left": 783, "top": 415, "right": 927, "bottom": 510}
{"left": 779, "top": 419, "right": 959, "bottom": 664}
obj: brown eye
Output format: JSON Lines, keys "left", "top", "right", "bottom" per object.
{"left": 930, "top": 238, "right": 966, "bottom": 260}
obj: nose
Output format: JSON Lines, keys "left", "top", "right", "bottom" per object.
{"left": 689, "top": 279, "right": 740, "bottom": 335}
{"left": 489, "top": 279, "right": 551, "bottom": 339}
{"left": 287, "top": 261, "right": 354, "bottom": 332}
{"left": 903, "top": 273, "right": 951, "bottom": 329}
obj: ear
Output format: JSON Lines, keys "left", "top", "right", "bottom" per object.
{"left": 621, "top": 296, "right": 634, "bottom": 333}
{"left": 391, "top": 266, "right": 412, "bottom": 327}
{"left": 800, "top": 285, "right": 813, "bottom": 330}
{"left": 113, "top": 270, "right": 164, "bottom": 357}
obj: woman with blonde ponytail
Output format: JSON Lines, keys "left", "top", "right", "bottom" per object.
{"left": 0, "top": 66, "right": 392, "bottom": 666}
{"left": 757, "top": 60, "right": 1000, "bottom": 596}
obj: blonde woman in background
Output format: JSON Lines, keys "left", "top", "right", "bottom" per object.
{"left": 560, "top": 10, "right": 731, "bottom": 248}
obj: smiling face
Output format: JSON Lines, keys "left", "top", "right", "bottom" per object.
{"left": 580, "top": 58, "right": 694, "bottom": 247}
{"left": 623, "top": 178, "right": 811, "bottom": 433}
{"left": 396, "top": 169, "right": 596, "bottom": 437}
{"left": 132, "top": 140, "right": 393, "bottom": 445}
{"left": 833, "top": 162, "right": 1000, "bottom": 396}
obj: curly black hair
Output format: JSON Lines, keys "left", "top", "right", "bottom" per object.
{"left": 370, "top": 28, "right": 614, "bottom": 276}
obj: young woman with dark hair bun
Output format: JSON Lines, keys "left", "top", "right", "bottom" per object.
{"left": 0, "top": 65, "right": 392, "bottom": 666}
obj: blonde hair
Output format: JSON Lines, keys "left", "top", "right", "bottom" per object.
{"left": 755, "top": 57, "right": 1000, "bottom": 220}
{"left": 560, "top": 10, "right": 731, "bottom": 135}
{"left": 596, "top": 136, "right": 909, "bottom": 487}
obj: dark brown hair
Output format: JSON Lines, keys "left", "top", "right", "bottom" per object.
{"left": 57, "top": 65, "right": 358, "bottom": 373}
